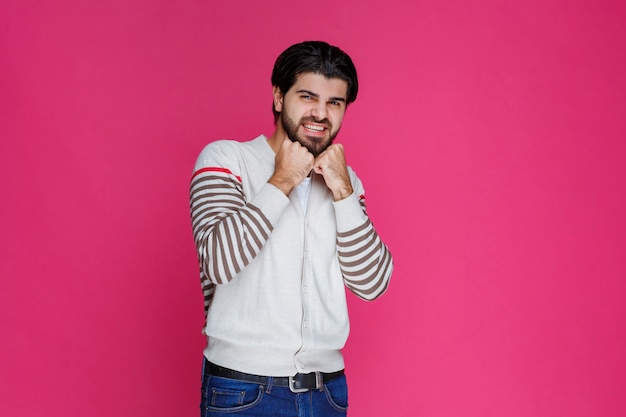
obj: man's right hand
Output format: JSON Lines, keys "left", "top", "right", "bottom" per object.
{"left": 268, "top": 137, "right": 314, "bottom": 196}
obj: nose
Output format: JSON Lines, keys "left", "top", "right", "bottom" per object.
{"left": 310, "top": 101, "right": 327, "bottom": 121}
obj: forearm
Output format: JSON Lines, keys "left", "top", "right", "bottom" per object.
{"left": 334, "top": 193, "right": 394, "bottom": 300}
{"left": 190, "top": 167, "right": 287, "bottom": 285}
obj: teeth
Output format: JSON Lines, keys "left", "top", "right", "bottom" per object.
{"left": 304, "top": 124, "right": 324, "bottom": 131}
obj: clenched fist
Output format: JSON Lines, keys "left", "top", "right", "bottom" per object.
{"left": 269, "top": 137, "right": 314, "bottom": 196}
{"left": 313, "top": 143, "right": 353, "bottom": 201}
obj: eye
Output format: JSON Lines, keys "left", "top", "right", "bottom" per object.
{"left": 300, "top": 94, "right": 313, "bottom": 100}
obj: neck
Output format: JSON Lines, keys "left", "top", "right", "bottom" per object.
{"left": 267, "top": 126, "right": 286, "bottom": 154}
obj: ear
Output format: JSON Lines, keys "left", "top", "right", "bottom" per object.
{"left": 272, "top": 86, "right": 284, "bottom": 113}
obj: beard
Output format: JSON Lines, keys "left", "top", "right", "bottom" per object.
{"left": 280, "top": 112, "right": 340, "bottom": 157}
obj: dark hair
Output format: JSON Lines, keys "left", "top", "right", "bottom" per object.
{"left": 271, "top": 41, "right": 359, "bottom": 121}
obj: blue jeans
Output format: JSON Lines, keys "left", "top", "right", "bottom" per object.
{"left": 200, "top": 360, "right": 349, "bottom": 417}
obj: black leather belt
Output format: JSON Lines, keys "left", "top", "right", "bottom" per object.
{"left": 206, "top": 361, "right": 344, "bottom": 393}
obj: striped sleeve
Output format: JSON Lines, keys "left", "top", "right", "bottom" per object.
{"left": 335, "top": 193, "right": 393, "bottom": 301}
{"left": 190, "top": 166, "right": 274, "bottom": 317}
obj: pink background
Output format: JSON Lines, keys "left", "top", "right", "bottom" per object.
{"left": 2, "top": 1, "right": 625, "bottom": 416}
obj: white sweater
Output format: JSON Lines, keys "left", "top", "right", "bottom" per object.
{"left": 190, "top": 135, "right": 393, "bottom": 376}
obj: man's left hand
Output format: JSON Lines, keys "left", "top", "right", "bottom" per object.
{"left": 313, "top": 143, "right": 353, "bottom": 201}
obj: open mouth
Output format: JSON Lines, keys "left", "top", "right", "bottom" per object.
{"left": 303, "top": 123, "right": 327, "bottom": 135}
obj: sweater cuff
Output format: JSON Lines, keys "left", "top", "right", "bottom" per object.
{"left": 249, "top": 182, "right": 291, "bottom": 227}
{"left": 333, "top": 192, "right": 367, "bottom": 233}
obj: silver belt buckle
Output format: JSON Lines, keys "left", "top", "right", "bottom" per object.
{"left": 288, "top": 371, "right": 323, "bottom": 393}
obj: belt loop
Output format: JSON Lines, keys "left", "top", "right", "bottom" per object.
{"left": 265, "top": 376, "right": 273, "bottom": 394}
{"left": 315, "top": 371, "right": 323, "bottom": 390}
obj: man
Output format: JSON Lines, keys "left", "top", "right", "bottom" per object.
{"left": 190, "top": 40, "right": 393, "bottom": 417}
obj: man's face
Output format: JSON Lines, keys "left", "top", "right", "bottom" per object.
{"left": 274, "top": 72, "right": 348, "bottom": 157}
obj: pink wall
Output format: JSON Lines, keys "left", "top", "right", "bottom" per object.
{"left": 2, "top": 1, "right": 625, "bottom": 416}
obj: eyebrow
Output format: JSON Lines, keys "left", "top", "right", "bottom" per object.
{"left": 296, "top": 89, "right": 346, "bottom": 103}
